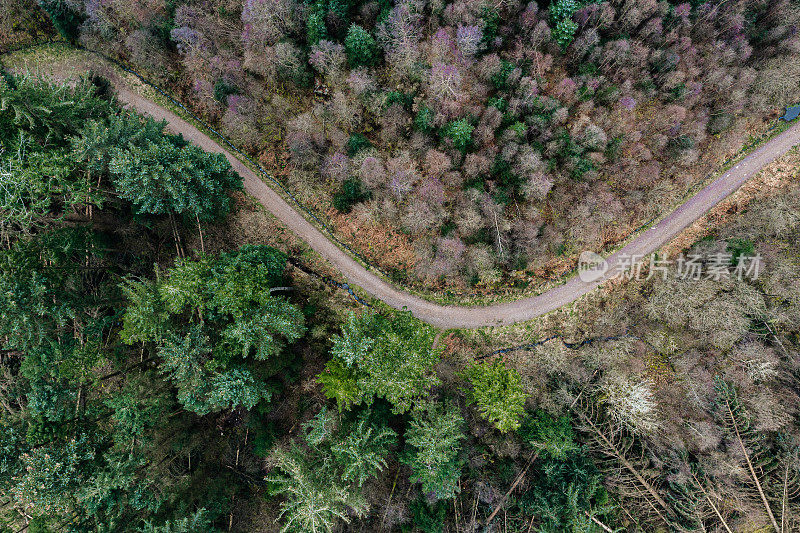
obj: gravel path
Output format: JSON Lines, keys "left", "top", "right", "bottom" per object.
{"left": 38, "top": 58, "right": 800, "bottom": 329}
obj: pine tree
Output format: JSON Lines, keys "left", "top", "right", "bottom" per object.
{"left": 317, "top": 359, "right": 364, "bottom": 411}
{"left": 319, "top": 310, "right": 443, "bottom": 413}
{"left": 268, "top": 406, "right": 395, "bottom": 531}
{"left": 74, "top": 111, "right": 242, "bottom": 222}
{"left": 520, "top": 410, "right": 580, "bottom": 460}
{"left": 461, "top": 359, "right": 527, "bottom": 432}
{"left": 108, "top": 134, "right": 241, "bottom": 221}
{"left": 306, "top": 7, "right": 328, "bottom": 45}
{"left": 120, "top": 277, "right": 169, "bottom": 345}
{"left": 122, "top": 246, "right": 305, "bottom": 415}
{"left": 443, "top": 119, "right": 474, "bottom": 152}
{"left": 0, "top": 74, "right": 111, "bottom": 146}
{"left": 345, "top": 24, "right": 378, "bottom": 67}
{"left": 12, "top": 435, "right": 96, "bottom": 517}
{"left": 516, "top": 410, "right": 615, "bottom": 531}
{"left": 37, "top": 0, "right": 86, "bottom": 41}
{"left": 139, "top": 509, "right": 219, "bottom": 533}
{"left": 0, "top": 136, "right": 86, "bottom": 241}
{"left": 404, "top": 400, "right": 465, "bottom": 500}
{"left": 268, "top": 442, "right": 367, "bottom": 533}
{"left": 331, "top": 413, "right": 397, "bottom": 486}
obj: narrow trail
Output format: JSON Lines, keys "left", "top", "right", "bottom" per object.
{"left": 24, "top": 55, "right": 800, "bottom": 329}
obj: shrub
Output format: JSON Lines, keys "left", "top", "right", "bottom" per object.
{"left": 332, "top": 178, "right": 371, "bottom": 212}
{"left": 727, "top": 238, "right": 755, "bottom": 266}
{"left": 212, "top": 79, "right": 238, "bottom": 103}
{"left": 345, "top": 24, "right": 378, "bottom": 67}
{"left": 570, "top": 155, "right": 594, "bottom": 180}
{"left": 708, "top": 112, "right": 734, "bottom": 135}
{"left": 605, "top": 136, "right": 623, "bottom": 161}
{"left": 667, "top": 134, "right": 695, "bottom": 156}
{"left": 274, "top": 42, "right": 313, "bottom": 87}
{"left": 488, "top": 96, "right": 507, "bottom": 112}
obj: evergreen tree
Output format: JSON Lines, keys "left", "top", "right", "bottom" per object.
{"left": 549, "top": 0, "right": 584, "bottom": 49}
{"left": 103, "top": 374, "right": 170, "bottom": 449}
{"left": 520, "top": 410, "right": 580, "bottom": 460}
{"left": 403, "top": 400, "right": 465, "bottom": 500}
{"left": 0, "top": 74, "right": 112, "bottom": 147}
{"left": 139, "top": 509, "right": 220, "bottom": 533}
{"left": 74, "top": 111, "right": 242, "bottom": 221}
{"left": 155, "top": 326, "right": 271, "bottom": 416}
{"left": 331, "top": 412, "right": 397, "bottom": 486}
{"left": 122, "top": 246, "right": 305, "bottom": 415}
{"left": 442, "top": 119, "right": 474, "bottom": 152}
{"left": 0, "top": 77, "right": 270, "bottom": 531}
{"left": 268, "top": 442, "right": 367, "bottom": 533}
{"left": 0, "top": 136, "right": 89, "bottom": 241}
{"left": 344, "top": 25, "right": 378, "bottom": 67}
{"left": 461, "top": 359, "right": 526, "bottom": 432}
{"left": 267, "top": 407, "right": 394, "bottom": 532}
{"left": 332, "top": 178, "right": 371, "bottom": 213}
{"left": 306, "top": 7, "right": 328, "bottom": 45}
{"left": 37, "top": 0, "right": 86, "bottom": 41}
{"left": 319, "top": 310, "right": 443, "bottom": 413}
{"left": 516, "top": 411, "right": 615, "bottom": 531}
{"left": 12, "top": 434, "right": 96, "bottom": 517}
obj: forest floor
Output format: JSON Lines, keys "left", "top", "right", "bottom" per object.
{"left": 9, "top": 48, "right": 800, "bottom": 329}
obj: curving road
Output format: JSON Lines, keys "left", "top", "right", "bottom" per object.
{"left": 29, "top": 56, "right": 800, "bottom": 329}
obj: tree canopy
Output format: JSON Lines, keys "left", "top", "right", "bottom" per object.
{"left": 267, "top": 407, "right": 396, "bottom": 531}
{"left": 122, "top": 245, "right": 305, "bottom": 415}
{"left": 318, "top": 309, "right": 443, "bottom": 413}
{"left": 461, "top": 358, "right": 527, "bottom": 432}
{"left": 75, "top": 111, "right": 242, "bottom": 221}
{"left": 403, "top": 400, "right": 465, "bottom": 501}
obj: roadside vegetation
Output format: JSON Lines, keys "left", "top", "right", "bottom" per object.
{"left": 3, "top": 0, "right": 799, "bottom": 295}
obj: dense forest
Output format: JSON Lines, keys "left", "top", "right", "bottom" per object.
{"left": 1, "top": 1, "right": 800, "bottom": 532}
{"left": 3, "top": 0, "right": 799, "bottom": 292}
{"left": 1, "top": 61, "right": 800, "bottom": 533}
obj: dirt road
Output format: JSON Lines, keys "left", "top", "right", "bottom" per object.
{"left": 30, "top": 56, "right": 800, "bottom": 329}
